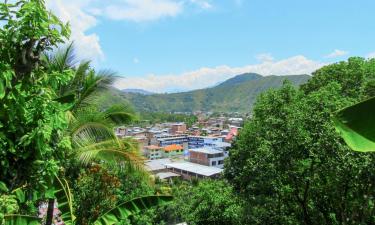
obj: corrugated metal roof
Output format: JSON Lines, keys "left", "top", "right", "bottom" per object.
{"left": 165, "top": 162, "right": 223, "bottom": 177}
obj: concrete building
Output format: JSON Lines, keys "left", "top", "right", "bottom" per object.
{"left": 165, "top": 162, "right": 223, "bottom": 179}
{"left": 144, "top": 145, "right": 163, "bottom": 160}
{"left": 145, "top": 158, "right": 173, "bottom": 173}
{"left": 189, "top": 148, "right": 226, "bottom": 168}
{"left": 163, "top": 144, "right": 185, "bottom": 158}
{"left": 157, "top": 135, "right": 189, "bottom": 151}
{"left": 188, "top": 136, "right": 224, "bottom": 149}
{"left": 171, "top": 123, "right": 187, "bottom": 134}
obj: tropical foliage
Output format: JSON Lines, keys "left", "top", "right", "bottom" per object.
{"left": 0, "top": 1, "right": 172, "bottom": 224}
{"left": 334, "top": 96, "right": 375, "bottom": 152}
{"left": 225, "top": 58, "right": 375, "bottom": 224}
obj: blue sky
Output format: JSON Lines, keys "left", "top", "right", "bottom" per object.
{"left": 47, "top": 0, "right": 375, "bottom": 92}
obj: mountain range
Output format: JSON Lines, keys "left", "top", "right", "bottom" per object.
{"left": 117, "top": 73, "right": 311, "bottom": 113}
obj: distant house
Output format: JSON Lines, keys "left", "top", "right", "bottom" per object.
{"left": 225, "top": 127, "right": 239, "bottom": 142}
{"left": 188, "top": 136, "right": 224, "bottom": 149}
{"left": 163, "top": 144, "right": 184, "bottom": 158}
{"left": 144, "top": 158, "right": 173, "bottom": 173}
{"left": 165, "top": 162, "right": 223, "bottom": 179}
{"left": 157, "top": 135, "right": 189, "bottom": 151}
{"left": 189, "top": 148, "right": 226, "bottom": 168}
{"left": 171, "top": 123, "right": 187, "bottom": 134}
{"left": 144, "top": 145, "right": 163, "bottom": 160}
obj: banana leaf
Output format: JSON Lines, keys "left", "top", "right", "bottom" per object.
{"left": 333, "top": 96, "right": 375, "bottom": 152}
{"left": 4, "top": 215, "right": 40, "bottom": 225}
{"left": 94, "top": 195, "right": 173, "bottom": 225}
{"left": 54, "top": 176, "right": 75, "bottom": 225}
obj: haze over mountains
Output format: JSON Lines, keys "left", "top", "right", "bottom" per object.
{"left": 116, "top": 73, "right": 311, "bottom": 113}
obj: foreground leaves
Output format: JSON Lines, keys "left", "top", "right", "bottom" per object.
{"left": 334, "top": 97, "right": 375, "bottom": 152}
{"left": 3, "top": 215, "right": 40, "bottom": 225}
{"left": 94, "top": 195, "right": 173, "bottom": 225}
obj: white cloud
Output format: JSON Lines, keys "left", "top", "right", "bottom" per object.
{"left": 366, "top": 52, "right": 375, "bottom": 59}
{"left": 46, "top": 0, "right": 207, "bottom": 62}
{"left": 325, "top": 49, "right": 348, "bottom": 58}
{"left": 46, "top": 0, "right": 104, "bottom": 64}
{"left": 114, "top": 55, "right": 326, "bottom": 93}
{"left": 189, "top": 0, "right": 212, "bottom": 9}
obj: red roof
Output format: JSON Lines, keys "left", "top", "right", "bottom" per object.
{"left": 225, "top": 127, "right": 238, "bottom": 141}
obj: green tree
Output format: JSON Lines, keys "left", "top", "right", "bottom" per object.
{"left": 149, "top": 180, "right": 243, "bottom": 225}
{"left": 225, "top": 59, "right": 375, "bottom": 224}
{"left": 0, "top": 0, "right": 70, "bottom": 194}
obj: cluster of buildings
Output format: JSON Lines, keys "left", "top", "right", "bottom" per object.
{"left": 115, "top": 115, "right": 243, "bottom": 181}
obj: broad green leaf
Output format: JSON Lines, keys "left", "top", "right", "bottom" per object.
{"left": 94, "top": 195, "right": 173, "bottom": 225}
{"left": 0, "top": 181, "right": 8, "bottom": 192}
{"left": 333, "top": 96, "right": 375, "bottom": 152}
{"left": 4, "top": 214, "right": 40, "bottom": 225}
{"left": 12, "top": 188, "right": 25, "bottom": 203}
{"left": 0, "top": 78, "right": 5, "bottom": 99}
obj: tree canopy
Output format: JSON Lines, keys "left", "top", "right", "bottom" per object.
{"left": 225, "top": 58, "right": 375, "bottom": 224}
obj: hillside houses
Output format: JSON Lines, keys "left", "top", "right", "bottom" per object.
{"left": 115, "top": 115, "right": 243, "bottom": 180}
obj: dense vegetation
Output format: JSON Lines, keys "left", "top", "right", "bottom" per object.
{"left": 123, "top": 73, "right": 310, "bottom": 113}
{"left": 136, "top": 112, "right": 198, "bottom": 127}
{"left": 1, "top": 1, "right": 374, "bottom": 225}
{"left": 225, "top": 57, "right": 375, "bottom": 224}
{"left": 0, "top": 1, "right": 171, "bottom": 224}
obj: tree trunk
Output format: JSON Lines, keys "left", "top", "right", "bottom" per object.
{"left": 45, "top": 198, "right": 55, "bottom": 225}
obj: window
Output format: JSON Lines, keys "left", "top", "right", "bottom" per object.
{"left": 218, "top": 160, "right": 224, "bottom": 165}
{"left": 212, "top": 161, "right": 217, "bottom": 166}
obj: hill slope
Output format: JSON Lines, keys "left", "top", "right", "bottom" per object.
{"left": 121, "top": 73, "right": 311, "bottom": 113}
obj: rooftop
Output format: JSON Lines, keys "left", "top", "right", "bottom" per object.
{"left": 189, "top": 148, "right": 223, "bottom": 154}
{"left": 155, "top": 172, "right": 181, "bottom": 180}
{"left": 164, "top": 144, "right": 184, "bottom": 152}
{"left": 145, "top": 158, "right": 173, "bottom": 171}
{"left": 165, "top": 162, "right": 223, "bottom": 177}
{"left": 144, "top": 145, "right": 163, "bottom": 150}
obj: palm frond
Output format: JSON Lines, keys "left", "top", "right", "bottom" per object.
{"left": 73, "top": 70, "right": 117, "bottom": 111}
{"left": 104, "top": 104, "right": 136, "bottom": 125}
{"left": 44, "top": 42, "right": 77, "bottom": 72}
{"left": 93, "top": 195, "right": 173, "bottom": 225}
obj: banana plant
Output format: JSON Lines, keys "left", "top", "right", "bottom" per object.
{"left": 333, "top": 96, "right": 375, "bottom": 152}
{"left": 3, "top": 178, "right": 173, "bottom": 225}
{"left": 55, "top": 177, "right": 173, "bottom": 225}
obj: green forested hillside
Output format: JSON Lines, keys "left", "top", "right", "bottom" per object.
{"left": 121, "top": 73, "right": 311, "bottom": 113}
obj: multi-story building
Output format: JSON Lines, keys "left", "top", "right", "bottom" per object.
{"left": 162, "top": 144, "right": 185, "bottom": 158}
{"left": 171, "top": 123, "right": 187, "bottom": 134}
{"left": 157, "top": 135, "right": 189, "bottom": 149}
{"left": 188, "top": 136, "right": 224, "bottom": 149}
{"left": 144, "top": 145, "right": 163, "bottom": 160}
{"left": 189, "top": 148, "right": 226, "bottom": 168}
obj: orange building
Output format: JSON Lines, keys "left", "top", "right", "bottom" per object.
{"left": 163, "top": 144, "right": 184, "bottom": 158}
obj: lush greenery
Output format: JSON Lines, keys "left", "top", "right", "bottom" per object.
{"left": 0, "top": 1, "right": 171, "bottom": 224}
{"left": 130, "top": 179, "right": 243, "bottom": 225}
{"left": 1, "top": 1, "right": 374, "bottom": 225}
{"left": 123, "top": 73, "right": 310, "bottom": 113}
{"left": 136, "top": 112, "right": 198, "bottom": 127}
{"left": 225, "top": 57, "right": 375, "bottom": 224}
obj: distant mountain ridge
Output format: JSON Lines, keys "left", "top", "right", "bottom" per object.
{"left": 216, "top": 73, "right": 262, "bottom": 87}
{"left": 121, "top": 88, "right": 154, "bottom": 95}
{"left": 120, "top": 73, "right": 311, "bottom": 113}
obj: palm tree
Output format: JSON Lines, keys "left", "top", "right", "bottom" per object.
{"left": 40, "top": 44, "right": 149, "bottom": 225}
{"left": 43, "top": 43, "right": 143, "bottom": 167}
